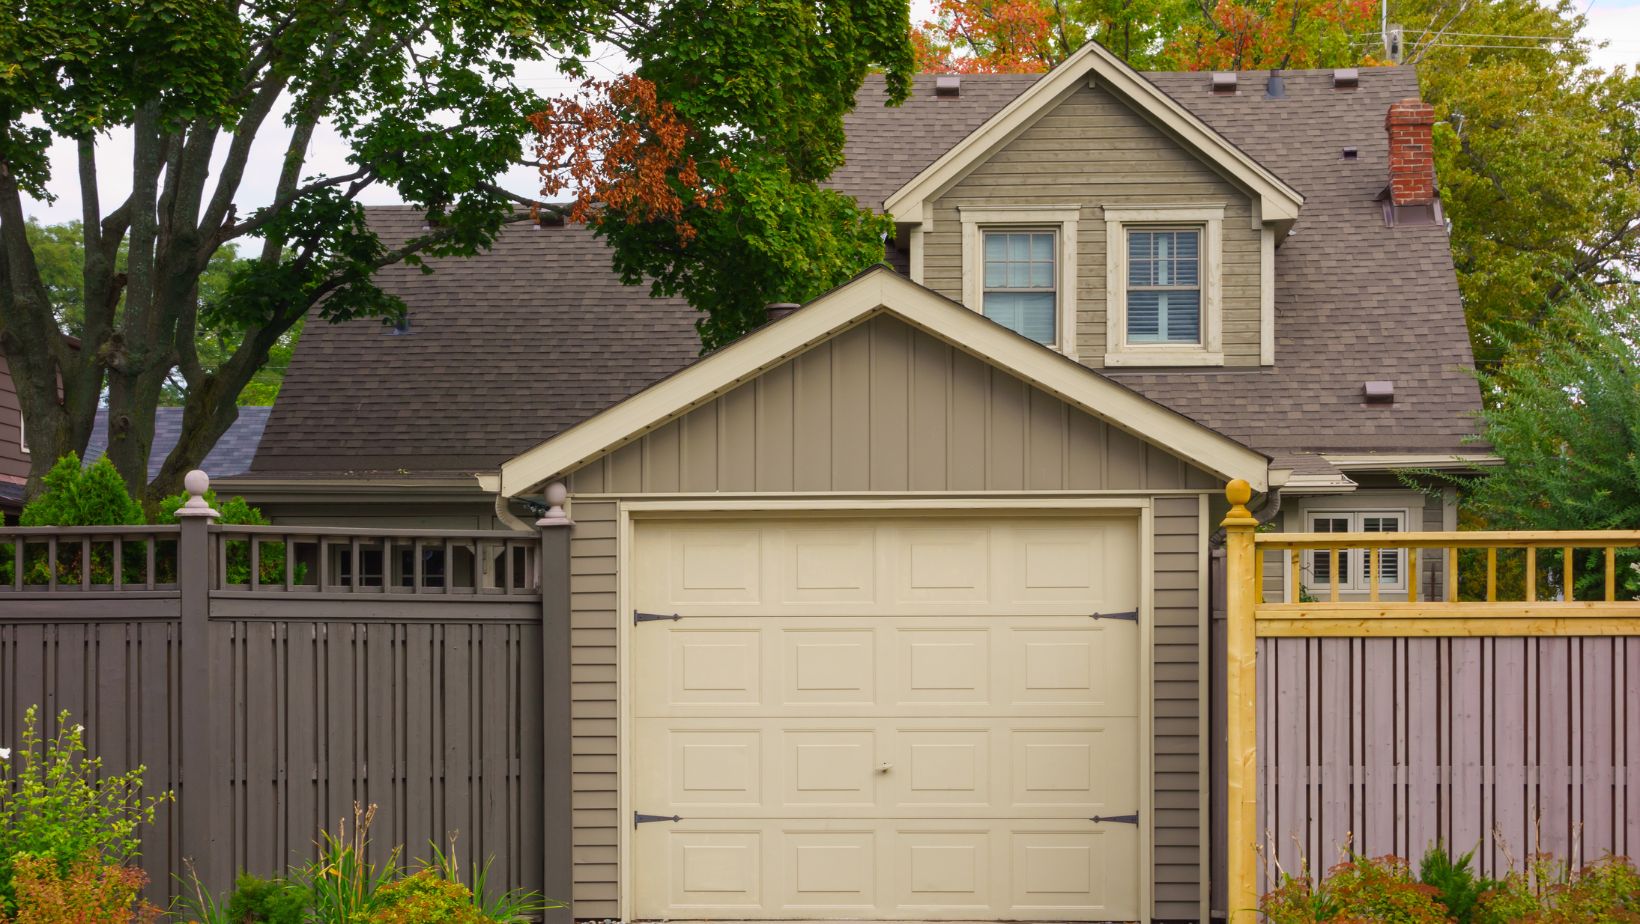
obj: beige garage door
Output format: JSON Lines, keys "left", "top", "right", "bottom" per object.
{"left": 631, "top": 516, "right": 1143, "bottom": 921}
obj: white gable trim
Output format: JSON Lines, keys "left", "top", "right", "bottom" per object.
{"left": 882, "top": 42, "right": 1305, "bottom": 230}
{"left": 499, "top": 269, "right": 1268, "bottom": 497}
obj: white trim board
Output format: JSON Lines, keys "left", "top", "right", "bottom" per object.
{"left": 497, "top": 268, "right": 1270, "bottom": 497}
{"left": 881, "top": 41, "right": 1304, "bottom": 232}
{"left": 960, "top": 206, "right": 1081, "bottom": 359}
{"left": 1103, "top": 206, "right": 1224, "bottom": 367}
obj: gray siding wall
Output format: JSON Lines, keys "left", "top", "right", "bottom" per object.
{"left": 562, "top": 316, "right": 1218, "bottom": 920}
{"left": 921, "top": 83, "right": 1263, "bottom": 367}
{"left": 0, "top": 353, "right": 27, "bottom": 488}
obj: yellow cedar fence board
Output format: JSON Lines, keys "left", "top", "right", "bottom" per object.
{"left": 1256, "top": 617, "right": 1640, "bottom": 637}
{"left": 1255, "top": 530, "right": 1640, "bottom": 549}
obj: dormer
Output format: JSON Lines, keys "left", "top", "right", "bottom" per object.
{"left": 885, "top": 46, "right": 1304, "bottom": 370}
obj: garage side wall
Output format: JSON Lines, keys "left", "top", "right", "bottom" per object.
{"left": 562, "top": 316, "right": 1218, "bottom": 920}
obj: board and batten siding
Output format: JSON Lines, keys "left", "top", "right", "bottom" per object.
{"left": 920, "top": 83, "right": 1263, "bottom": 367}
{"left": 561, "top": 314, "right": 1217, "bottom": 920}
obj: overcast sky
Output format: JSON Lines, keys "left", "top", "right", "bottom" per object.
{"left": 21, "top": 1, "right": 1640, "bottom": 228}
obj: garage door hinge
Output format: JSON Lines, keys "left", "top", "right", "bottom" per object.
{"left": 1089, "top": 609, "right": 1139, "bottom": 622}
{"left": 634, "top": 812, "right": 682, "bottom": 827}
{"left": 1090, "top": 812, "right": 1141, "bottom": 825}
{"left": 634, "top": 611, "right": 682, "bottom": 625}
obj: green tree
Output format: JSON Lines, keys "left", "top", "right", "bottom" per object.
{"left": 20, "top": 220, "right": 287, "bottom": 405}
{"left": 1447, "top": 293, "right": 1640, "bottom": 598}
{"left": 0, "top": 0, "right": 910, "bottom": 508}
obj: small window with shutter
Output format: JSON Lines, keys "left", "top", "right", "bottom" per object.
{"left": 1126, "top": 228, "right": 1202, "bottom": 344}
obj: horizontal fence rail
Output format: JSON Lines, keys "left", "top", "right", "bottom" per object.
{"left": 1223, "top": 478, "right": 1640, "bottom": 923}
{"left": 0, "top": 495, "right": 554, "bottom": 910}
{"left": 0, "top": 525, "right": 182, "bottom": 595}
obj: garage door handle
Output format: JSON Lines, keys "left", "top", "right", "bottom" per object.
{"left": 635, "top": 812, "right": 682, "bottom": 826}
{"left": 1090, "top": 812, "right": 1140, "bottom": 825}
{"left": 877, "top": 762, "right": 892, "bottom": 773}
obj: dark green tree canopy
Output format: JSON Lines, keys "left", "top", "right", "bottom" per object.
{"left": 0, "top": 0, "right": 910, "bottom": 506}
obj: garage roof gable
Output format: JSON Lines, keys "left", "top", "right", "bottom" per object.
{"left": 498, "top": 267, "right": 1268, "bottom": 496}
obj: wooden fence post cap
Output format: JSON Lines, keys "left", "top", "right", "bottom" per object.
{"left": 1222, "top": 478, "right": 1257, "bottom": 527}
{"left": 536, "top": 481, "right": 574, "bottom": 527}
{"left": 175, "top": 470, "right": 219, "bottom": 519}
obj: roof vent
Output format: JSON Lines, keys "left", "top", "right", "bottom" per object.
{"left": 1333, "top": 68, "right": 1360, "bottom": 89}
{"left": 1364, "top": 380, "right": 1395, "bottom": 404}
{"left": 935, "top": 75, "right": 961, "bottom": 98}
{"left": 1265, "top": 69, "right": 1286, "bottom": 99}
{"left": 766, "top": 302, "right": 801, "bottom": 322}
{"left": 389, "top": 314, "right": 412, "bottom": 336}
{"left": 1211, "top": 71, "right": 1238, "bottom": 94}
{"left": 1342, "top": 146, "right": 1359, "bottom": 160}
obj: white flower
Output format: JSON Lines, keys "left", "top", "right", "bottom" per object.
{"left": 72, "top": 724, "right": 84, "bottom": 735}
{"left": 0, "top": 747, "right": 10, "bottom": 760}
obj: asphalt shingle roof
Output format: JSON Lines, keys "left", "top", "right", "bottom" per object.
{"left": 252, "top": 64, "right": 1481, "bottom": 477}
{"left": 86, "top": 406, "right": 271, "bottom": 479}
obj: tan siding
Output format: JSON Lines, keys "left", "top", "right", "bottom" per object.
{"left": 0, "top": 353, "right": 28, "bottom": 484}
{"left": 570, "top": 315, "right": 1215, "bottom": 495}
{"left": 568, "top": 499, "right": 620, "bottom": 919}
{"left": 561, "top": 317, "right": 1218, "bottom": 918}
{"left": 921, "top": 83, "right": 1264, "bottom": 367}
{"left": 1154, "top": 495, "right": 1206, "bottom": 919}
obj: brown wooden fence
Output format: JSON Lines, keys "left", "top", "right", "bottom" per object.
{"left": 1221, "top": 480, "right": 1640, "bottom": 921}
{"left": 0, "top": 480, "right": 572, "bottom": 917}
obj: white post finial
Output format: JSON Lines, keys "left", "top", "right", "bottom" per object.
{"left": 176, "top": 469, "right": 219, "bottom": 519}
{"left": 536, "top": 481, "right": 573, "bottom": 527}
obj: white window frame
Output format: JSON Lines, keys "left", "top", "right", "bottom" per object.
{"left": 960, "top": 206, "right": 1079, "bottom": 359}
{"left": 1295, "top": 508, "right": 1412, "bottom": 597}
{"left": 1104, "top": 206, "right": 1223, "bottom": 366}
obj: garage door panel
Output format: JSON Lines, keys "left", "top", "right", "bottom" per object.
{"left": 632, "top": 517, "right": 1144, "bottom": 921}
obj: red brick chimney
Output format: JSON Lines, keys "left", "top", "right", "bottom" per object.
{"left": 1385, "top": 98, "right": 1437, "bottom": 206}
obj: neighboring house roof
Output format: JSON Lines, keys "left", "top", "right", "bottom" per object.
{"left": 501, "top": 267, "right": 1271, "bottom": 496}
{"left": 252, "top": 61, "right": 1481, "bottom": 480}
{"left": 85, "top": 406, "right": 271, "bottom": 479}
{"left": 0, "top": 481, "right": 23, "bottom": 512}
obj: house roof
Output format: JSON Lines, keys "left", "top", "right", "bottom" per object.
{"left": 501, "top": 267, "right": 1270, "bottom": 496}
{"left": 86, "top": 406, "right": 271, "bottom": 479}
{"left": 252, "top": 62, "right": 1481, "bottom": 480}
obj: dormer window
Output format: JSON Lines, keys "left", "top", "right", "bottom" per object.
{"left": 1126, "top": 229, "right": 1202, "bottom": 344}
{"left": 982, "top": 230, "right": 1056, "bottom": 343}
{"left": 959, "top": 206, "right": 1081, "bottom": 357}
{"left": 1104, "top": 206, "right": 1225, "bottom": 366}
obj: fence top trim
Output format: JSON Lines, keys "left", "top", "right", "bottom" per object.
{"left": 1256, "top": 529, "right": 1640, "bottom": 550}
{"left": 1, "top": 525, "right": 183, "bottom": 537}
{"left": 213, "top": 525, "right": 535, "bottom": 540}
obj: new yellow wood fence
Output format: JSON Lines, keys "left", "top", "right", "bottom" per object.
{"left": 1221, "top": 479, "right": 1640, "bottom": 920}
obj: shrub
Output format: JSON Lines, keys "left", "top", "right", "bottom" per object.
{"left": 295, "top": 804, "right": 399, "bottom": 924}
{"left": 1537, "top": 856, "right": 1640, "bottom": 923}
{"left": 420, "top": 838, "right": 558, "bottom": 923}
{"left": 154, "top": 489, "right": 296, "bottom": 586}
{"left": 1419, "top": 843, "right": 1497, "bottom": 923}
{"left": 7, "top": 455, "right": 149, "bottom": 586}
{"left": 363, "top": 871, "right": 497, "bottom": 924}
{"left": 0, "top": 708, "right": 169, "bottom": 916}
{"left": 223, "top": 873, "right": 309, "bottom": 924}
{"left": 1260, "top": 854, "right": 1451, "bottom": 923}
{"left": 2, "top": 855, "right": 158, "bottom": 923}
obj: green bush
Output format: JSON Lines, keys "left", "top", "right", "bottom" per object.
{"left": 5, "top": 455, "right": 150, "bottom": 587}
{"left": 154, "top": 489, "right": 296, "bottom": 586}
{"left": 4, "top": 854, "right": 158, "bottom": 923}
{"left": 1261, "top": 854, "right": 1457, "bottom": 923}
{"left": 0, "top": 708, "right": 169, "bottom": 917}
{"left": 223, "top": 873, "right": 309, "bottom": 924}
{"left": 362, "top": 871, "right": 497, "bottom": 924}
{"left": 1419, "top": 843, "right": 1497, "bottom": 923}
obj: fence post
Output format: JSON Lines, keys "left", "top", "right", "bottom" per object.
{"left": 536, "top": 482, "right": 574, "bottom": 923}
{"left": 175, "top": 471, "right": 221, "bottom": 892}
{"left": 1221, "top": 479, "right": 1259, "bottom": 921}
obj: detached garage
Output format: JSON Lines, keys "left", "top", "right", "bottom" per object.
{"left": 498, "top": 268, "right": 1268, "bottom": 922}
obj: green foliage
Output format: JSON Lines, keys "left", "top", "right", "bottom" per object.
{"left": 18, "top": 455, "right": 144, "bottom": 529}
{"left": 293, "top": 805, "right": 400, "bottom": 924}
{"left": 1260, "top": 854, "right": 1453, "bottom": 923}
{"left": 0, "top": 708, "right": 169, "bottom": 917}
{"left": 1418, "top": 843, "right": 1496, "bottom": 923}
{"left": 3, "top": 855, "right": 157, "bottom": 924}
{"left": 588, "top": 0, "right": 912, "bottom": 349}
{"left": 420, "top": 838, "right": 559, "bottom": 923}
{"left": 1423, "top": 295, "right": 1640, "bottom": 599}
{"left": 1536, "top": 856, "right": 1640, "bottom": 922}
{"left": 154, "top": 488, "right": 301, "bottom": 586}
{"left": 223, "top": 873, "right": 309, "bottom": 924}
{"left": 361, "top": 871, "right": 496, "bottom": 924}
